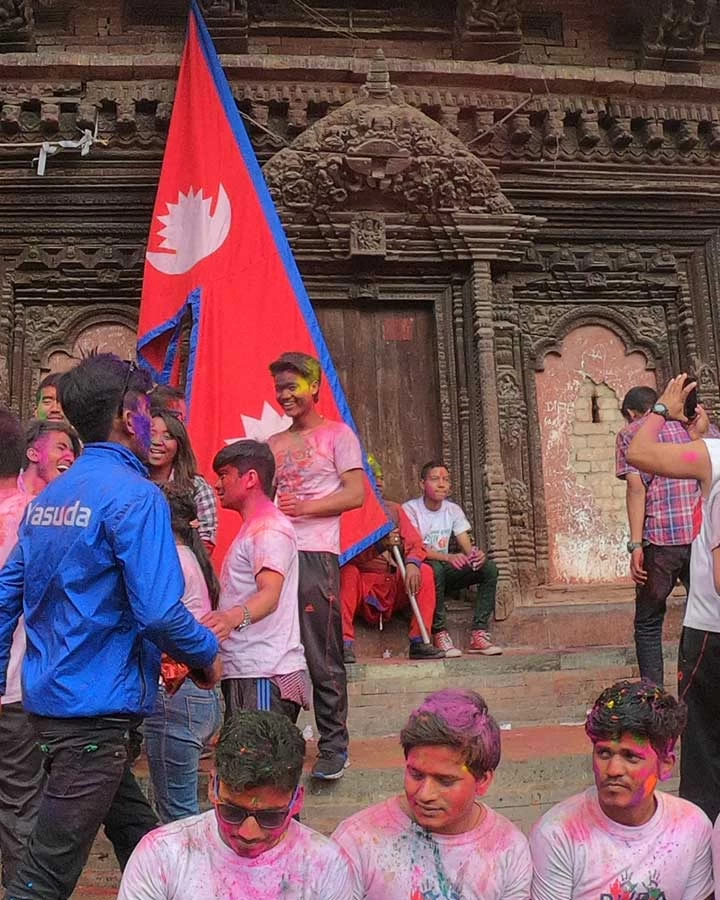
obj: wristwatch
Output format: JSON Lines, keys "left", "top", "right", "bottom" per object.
{"left": 234, "top": 606, "right": 252, "bottom": 631}
{"left": 651, "top": 402, "right": 670, "bottom": 420}
{"left": 627, "top": 541, "right": 643, "bottom": 553}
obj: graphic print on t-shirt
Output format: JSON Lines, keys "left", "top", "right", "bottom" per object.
{"left": 601, "top": 868, "right": 666, "bottom": 900}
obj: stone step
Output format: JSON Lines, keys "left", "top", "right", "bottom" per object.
{"left": 352, "top": 596, "right": 686, "bottom": 657}
{"left": 329, "top": 643, "right": 679, "bottom": 736}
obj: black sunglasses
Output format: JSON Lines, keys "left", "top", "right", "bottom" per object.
{"left": 213, "top": 775, "right": 298, "bottom": 829}
{"left": 117, "top": 360, "right": 138, "bottom": 416}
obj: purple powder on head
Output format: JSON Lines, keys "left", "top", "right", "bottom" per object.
{"left": 414, "top": 689, "right": 490, "bottom": 736}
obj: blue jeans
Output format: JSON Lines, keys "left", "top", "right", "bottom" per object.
{"left": 143, "top": 681, "right": 221, "bottom": 823}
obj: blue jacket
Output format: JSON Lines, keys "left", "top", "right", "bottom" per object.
{"left": 0, "top": 443, "right": 219, "bottom": 718}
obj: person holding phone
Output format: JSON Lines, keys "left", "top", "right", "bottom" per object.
{"left": 615, "top": 379, "right": 715, "bottom": 688}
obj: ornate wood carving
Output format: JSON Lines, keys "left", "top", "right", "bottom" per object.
{"left": 454, "top": 0, "right": 522, "bottom": 61}
{"left": 643, "top": 0, "right": 717, "bottom": 70}
{"left": 0, "top": 0, "right": 34, "bottom": 52}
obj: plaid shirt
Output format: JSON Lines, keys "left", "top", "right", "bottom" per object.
{"left": 615, "top": 418, "right": 701, "bottom": 546}
{"left": 191, "top": 474, "right": 218, "bottom": 547}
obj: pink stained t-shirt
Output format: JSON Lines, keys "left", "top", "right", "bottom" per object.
{"left": 0, "top": 487, "right": 34, "bottom": 706}
{"left": 529, "top": 787, "right": 713, "bottom": 900}
{"left": 218, "top": 504, "right": 306, "bottom": 679}
{"left": 117, "top": 810, "right": 354, "bottom": 900}
{"left": 268, "top": 419, "right": 363, "bottom": 554}
{"left": 332, "top": 795, "right": 532, "bottom": 900}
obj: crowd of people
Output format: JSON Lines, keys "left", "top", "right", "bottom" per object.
{"left": 0, "top": 353, "right": 719, "bottom": 897}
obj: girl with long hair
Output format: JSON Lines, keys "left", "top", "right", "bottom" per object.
{"left": 143, "top": 484, "right": 222, "bottom": 823}
{"left": 147, "top": 408, "right": 218, "bottom": 554}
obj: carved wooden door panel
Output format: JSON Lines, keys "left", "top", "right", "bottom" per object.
{"left": 313, "top": 301, "right": 442, "bottom": 505}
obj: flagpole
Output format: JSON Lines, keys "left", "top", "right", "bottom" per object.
{"left": 391, "top": 546, "right": 432, "bottom": 646}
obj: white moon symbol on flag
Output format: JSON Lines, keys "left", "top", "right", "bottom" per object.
{"left": 146, "top": 185, "right": 232, "bottom": 276}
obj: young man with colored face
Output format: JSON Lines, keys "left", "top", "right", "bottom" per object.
{"left": 34, "top": 373, "right": 64, "bottom": 422}
{"left": 118, "top": 710, "right": 354, "bottom": 899}
{"left": 530, "top": 679, "right": 712, "bottom": 900}
{"left": 268, "top": 352, "right": 365, "bottom": 781}
{"left": 402, "top": 462, "right": 501, "bottom": 658}
{"left": 341, "top": 454, "right": 443, "bottom": 662}
{"left": 626, "top": 374, "right": 720, "bottom": 823}
{"left": 332, "top": 688, "right": 531, "bottom": 899}
{"left": 203, "top": 439, "right": 309, "bottom": 722}
{"left": 0, "top": 354, "right": 221, "bottom": 900}
{"left": 20, "top": 419, "right": 80, "bottom": 495}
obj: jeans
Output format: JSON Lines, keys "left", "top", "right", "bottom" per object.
{"left": 678, "top": 626, "right": 720, "bottom": 823}
{"left": 7, "top": 714, "right": 157, "bottom": 900}
{"left": 298, "top": 551, "right": 348, "bottom": 760}
{"left": 144, "top": 680, "right": 221, "bottom": 823}
{"left": 0, "top": 703, "right": 45, "bottom": 887}
{"left": 634, "top": 543, "right": 690, "bottom": 688}
{"left": 428, "top": 559, "right": 499, "bottom": 632}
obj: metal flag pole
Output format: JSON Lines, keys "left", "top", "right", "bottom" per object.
{"left": 391, "top": 545, "right": 432, "bottom": 645}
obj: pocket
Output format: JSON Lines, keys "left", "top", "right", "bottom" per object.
{"left": 43, "top": 733, "right": 127, "bottom": 801}
{"left": 186, "top": 692, "right": 220, "bottom": 744}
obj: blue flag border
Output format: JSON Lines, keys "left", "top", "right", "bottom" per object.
{"left": 138, "top": 1, "right": 391, "bottom": 564}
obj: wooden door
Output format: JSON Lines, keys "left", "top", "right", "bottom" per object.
{"left": 314, "top": 301, "right": 442, "bottom": 505}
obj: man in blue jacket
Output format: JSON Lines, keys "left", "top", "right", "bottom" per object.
{"left": 0, "top": 354, "right": 221, "bottom": 900}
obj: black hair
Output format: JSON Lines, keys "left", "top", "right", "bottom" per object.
{"left": 620, "top": 386, "right": 658, "bottom": 420}
{"left": 420, "top": 460, "right": 449, "bottom": 481}
{"left": 400, "top": 688, "right": 501, "bottom": 779}
{"left": 58, "top": 354, "right": 151, "bottom": 444}
{"left": 161, "top": 483, "right": 220, "bottom": 610}
{"left": 215, "top": 710, "right": 305, "bottom": 793}
{"left": 212, "top": 440, "right": 275, "bottom": 498}
{"left": 25, "top": 418, "right": 82, "bottom": 459}
{"left": 585, "top": 679, "right": 687, "bottom": 756}
{"left": 35, "top": 372, "right": 62, "bottom": 404}
{"left": 151, "top": 384, "right": 185, "bottom": 405}
{"left": 0, "top": 407, "right": 24, "bottom": 478}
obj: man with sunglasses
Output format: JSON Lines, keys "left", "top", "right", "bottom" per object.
{"left": 0, "top": 354, "right": 221, "bottom": 900}
{"left": 118, "top": 710, "right": 354, "bottom": 899}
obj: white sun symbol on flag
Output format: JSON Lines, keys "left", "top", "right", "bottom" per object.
{"left": 224, "top": 402, "right": 292, "bottom": 444}
{"left": 146, "top": 185, "right": 231, "bottom": 276}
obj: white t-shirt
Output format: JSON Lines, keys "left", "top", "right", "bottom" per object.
{"left": 118, "top": 810, "right": 354, "bottom": 900}
{"left": 530, "top": 788, "right": 712, "bottom": 900}
{"left": 0, "top": 488, "right": 33, "bottom": 706}
{"left": 401, "top": 498, "right": 472, "bottom": 554}
{"left": 710, "top": 812, "right": 720, "bottom": 897}
{"left": 268, "top": 420, "right": 363, "bottom": 554}
{"left": 684, "top": 439, "right": 720, "bottom": 632}
{"left": 332, "top": 795, "right": 531, "bottom": 900}
{"left": 219, "top": 505, "right": 306, "bottom": 679}
{"left": 176, "top": 544, "right": 212, "bottom": 621}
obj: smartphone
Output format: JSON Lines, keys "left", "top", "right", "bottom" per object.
{"left": 684, "top": 376, "right": 698, "bottom": 421}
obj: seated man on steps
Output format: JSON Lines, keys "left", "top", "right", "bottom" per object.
{"left": 118, "top": 709, "right": 354, "bottom": 899}
{"left": 402, "top": 461, "right": 502, "bottom": 658}
{"left": 340, "top": 454, "right": 444, "bottom": 663}
{"left": 332, "top": 688, "right": 532, "bottom": 899}
{"left": 530, "top": 679, "right": 713, "bottom": 900}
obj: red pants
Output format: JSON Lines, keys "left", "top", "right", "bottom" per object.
{"left": 340, "top": 562, "right": 436, "bottom": 642}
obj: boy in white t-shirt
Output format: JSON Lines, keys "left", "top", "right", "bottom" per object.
{"left": 202, "top": 440, "right": 308, "bottom": 723}
{"left": 332, "top": 688, "right": 532, "bottom": 900}
{"left": 626, "top": 373, "right": 720, "bottom": 824}
{"left": 118, "top": 710, "right": 354, "bottom": 900}
{"left": 530, "top": 679, "right": 713, "bottom": 900}
{"left": 402, "top": 461, "right": 501, "bottom": 658}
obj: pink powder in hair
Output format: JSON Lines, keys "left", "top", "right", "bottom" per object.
{"left": 413, "top": 689, "right": 489, "bottom": 735}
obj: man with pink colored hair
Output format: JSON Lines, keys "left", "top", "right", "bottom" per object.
{"left": 332, "top": 688, "right": 531, "bottom": 899}
{"left": 530, "top": 679, "right": 712, "bottom": 900}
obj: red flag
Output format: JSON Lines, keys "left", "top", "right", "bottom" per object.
{"left": 137, "top": 1, "right": 390, "bottom": 564}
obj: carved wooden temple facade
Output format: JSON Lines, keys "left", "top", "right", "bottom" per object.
{"left": 2, "top": 0, "right": 720, "bottom": 614}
